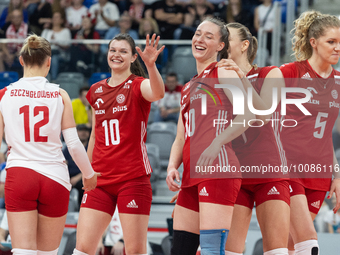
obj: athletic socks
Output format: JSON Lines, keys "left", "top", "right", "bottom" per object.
{"left": 72, "top": 249, "right": 89, "bottom": 255}
{"left": 288, "top": 250, "right": 295, "bottom": 255}
{"left": 264, "top": 248, "right": 288, "bottom": 255}
{"left": 171, "top": 230, "right": 200, "bottom": 255}
{"left": 294, "top": 240, "right": 319, "bottom": 255}
{"left": 37, "top": 248, "right": 59, "bottom": 255}
{"left": 12, "top": 249, "right": 37, "bottom": 255}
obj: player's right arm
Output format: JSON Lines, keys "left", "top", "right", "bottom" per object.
{"left": 60, "top": 89, "right": 99, "bottom": 191}
{"left": 166, "top": 111, "right": 184, "bottom": 192}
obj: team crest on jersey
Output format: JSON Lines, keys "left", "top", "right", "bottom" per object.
{"left": 123, "top": 80, "right": 132, "bottom": 89}
{"left": 332, "top": 89, "right": 338, "bottom": 100}
{"left": 116, "top": 94, "right": 125, "bottom": 104}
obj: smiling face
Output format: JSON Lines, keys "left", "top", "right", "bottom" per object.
{"left": 192, "top": 21, "right": 225, "bottom": 62}
{"left": 107, "top": 39, "right": 137, "bottom": 72}
{"left": 311, "top": 27, "right": 340, "bottom": 65}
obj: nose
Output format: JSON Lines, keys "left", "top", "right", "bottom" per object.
{"left": 336, "top": 42, "right": 340, "bottom": 52}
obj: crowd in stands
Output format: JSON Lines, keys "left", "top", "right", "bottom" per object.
{"left": 0, "top": 0, "right": 305, "bottom": 78}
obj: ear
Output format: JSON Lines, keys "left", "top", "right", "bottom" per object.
{"left": 217, "top": 41, "right": 225, "bottom": 52}
{"left": 242, "top": 40, "right": 250, "bottom": 53}
{"left": 310, "top": 37, "right": 317, "bottom": 49}
{"left": 46, "top": 57, "right": 51, "bottom": 68}
{"left": 19, "top": 55, "right": 24, "bottom": 67}
{"left": 131, "top": 53, "right": 138, "bottom": 63}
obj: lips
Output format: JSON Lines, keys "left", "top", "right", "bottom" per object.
{"left": 195, "top": 45, "right": 206, "bottom": 50}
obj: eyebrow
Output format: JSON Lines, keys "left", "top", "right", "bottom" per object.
{"left": 109, "top": 47, "right": 129, "bottom": 50}
{"left": 196, "top": 30, "right": 214, "bottom": 36}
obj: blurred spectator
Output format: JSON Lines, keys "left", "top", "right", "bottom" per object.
{"left": 41, "top": 11, "right": 72, "bottom": 80}
{"left": 225, "top": 0, "right": 255, "bottom": 35}
{"left": 0, "top": 0, "right": 28, "bottom": 29}
{"left": 0, "top": 9, "right": 29, "bottom": 76}
{"left": 23, "top": 0, "right": 40, "bottom": 17}
{"left": 28, "top": 0, "right": 53, "bottom": 35}
{"left": 97, "top": 208, "right": 125, "bottom": 255}
{"left": 154, "top": 72, "right": 182, "bottom": 122}
{"left": 138, "top": 17, "right": 159, "bottom": 39}
{"left": 52, "top": 0, "right": 72, "bottom": 13}
{"left": 254, "top": 0, "right": 275, "bottom": 60}
{"left": 324, "top": 195, "right": 340, "bottom": 233}
{"left": 63, "top": 124, "right": 90, "bottom": 206}
{"left": 100, "top": 13, "right": 138, "bottom": 54}
{"left": 333, "top": 116, "right": 340, "bottom": 151}
{"left": 128, "top": 0, "right": 145, "bottom": 30}
{"left": 71, "top": 13, "right": 100, "bottom": 76}
{"left": 89, "top": 0, "right": 120, "bottom": 38}
{"left": 72, "top": 87, "right": 92, "bottom": 127}
{"left": 66, "top": 0, "right": 88, "bottom": 36}
{"left": 174, "top": 0, "right": 213, "bottom": 40}
{"left": 153, "top": 0, "right": 184, "bottom": 39}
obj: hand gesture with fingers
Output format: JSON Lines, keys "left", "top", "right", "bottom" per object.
{"left": 136, "top": 34, "right": 165, "bottom": 68}
{"left": 216, "top": 59, "right": 245, "bottom": 79}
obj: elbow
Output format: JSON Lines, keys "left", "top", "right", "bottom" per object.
{"left": 154, "top": 91, "right": 165, "bottom": 101}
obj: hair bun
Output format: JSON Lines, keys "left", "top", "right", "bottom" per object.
{"left": 27, "top": 34, "right": 41, "bottom": 49}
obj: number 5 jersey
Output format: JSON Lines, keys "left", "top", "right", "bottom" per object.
{"left": 280, "top": 60, "right": 340, "bottom": 191}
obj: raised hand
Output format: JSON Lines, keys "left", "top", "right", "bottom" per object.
{"left": 136, "top": 33, "right": 165, "bottom": 68}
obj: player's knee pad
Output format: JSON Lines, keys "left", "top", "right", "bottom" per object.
{"left": 12, "top": 248, "right": 37, "bottom": 255}
{"left": 224, "top": 251, "right": 242, "bottom": 255}
{"left": 294, "top": 240, "right": 319, "bottom": 255}
{"left": 37, "top": 248, "right": 58, "bottom": 255}
{"left": 171, "top": 230, "right": 200, "bottom": 255}
{"left": 72, "top": 248, "right": 89, "bottom": 255}
{"left": 288, "top": 250, "right": 295, "bottom": 255}
{"left": 200, "top": 229, "right": 229, "bottom": 255}
{"left": 264, "top": 248, "right": 288, "bottom": 255}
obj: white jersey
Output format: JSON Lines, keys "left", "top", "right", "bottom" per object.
{"left": 0, "top": 77, "right": 71, "bottom": 190}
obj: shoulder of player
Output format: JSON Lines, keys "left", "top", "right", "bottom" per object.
{"left": 260, "top": 66, "right": 283, "bottom": 79}
{"left": 217, "top": 67, "right": 239, "bottom": 78}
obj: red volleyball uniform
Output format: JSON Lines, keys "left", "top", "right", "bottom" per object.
{"left": 280, "top": 60, "right": 340, "bottom": 192}
{"left": 86, "top": 75, "right": 152, "bottom": 186}
{"left": 180, "top": 62, "right": 241, "bottom": 188}
{"left": 232, "top": 66, "right": 287, "bottom": 184}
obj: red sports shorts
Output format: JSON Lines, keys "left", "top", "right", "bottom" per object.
{"left": 5, "top": 167, "right": 69, "bottom": 217}
{"left": 289, "top": 180, "right": 327, "bottom": 214}
{"left": 176, "top": 179, "right": 242, "bottom": 212}
{"left": 235, "top": 180, "right": 290, "bottom": 209}
{"left": 81, "top": 175, "right": 152, "bottom": 216}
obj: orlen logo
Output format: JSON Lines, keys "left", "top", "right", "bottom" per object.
{"left": 113, "top": 105, "right": 127, "bottom": 114}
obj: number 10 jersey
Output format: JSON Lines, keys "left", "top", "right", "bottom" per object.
{"left": 87, "top": 75, "right": 152, "bottom": 186}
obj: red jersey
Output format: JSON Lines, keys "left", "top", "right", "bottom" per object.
{"left": 86, "top": 75, "right": 152, "bottom": 186}
{"left": 232, "top": 66, "right": 287, "bottom": 184}
{"left": 280, "top": 60, "right": 340, "bottom": 191}
{"left": 181, "top": 62, "right": 241, "bottom": 188}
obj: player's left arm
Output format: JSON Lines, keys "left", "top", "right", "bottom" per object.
{"left": 137, "top": 34, "right": 165, "bottom": 102}
{"left": 196, "top": 68, "right": 255, "bottom": 167}
{"left": 329, "top": 148, "right": 340, "bottom": 213}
